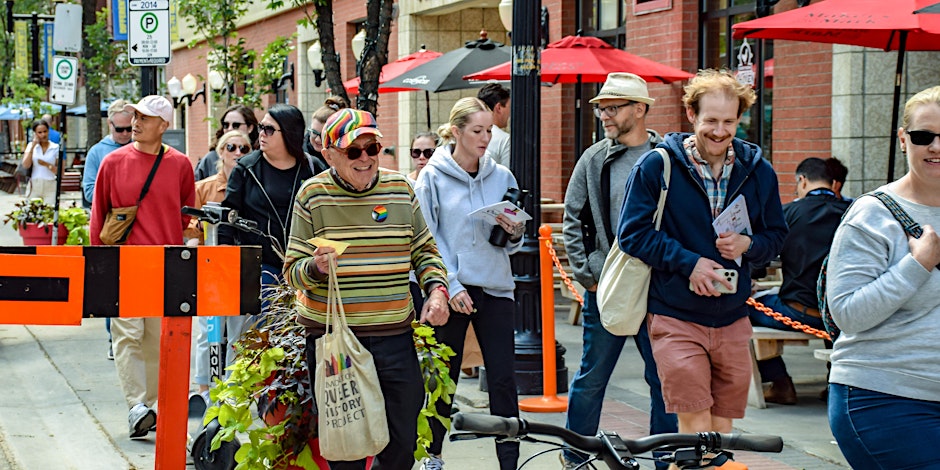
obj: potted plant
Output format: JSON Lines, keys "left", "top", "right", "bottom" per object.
{"left": 2, "top": 198, "right": 90, "bottom": 246}
{"left": 201, "top": 277, "right": 456, "bottom": 470}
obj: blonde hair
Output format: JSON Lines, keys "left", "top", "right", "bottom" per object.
{"left": 437, "top": 97, "right": 490, "bottom": 141}
{"left": 215, "top": 130, "right": 250, "bottom": 172}
{"left": 107, "top": 99, "right": 131, "bottom": 119}
{"left": 682, "top": 69, "right": 757, "bottom": 118}
{"left": 902, "top": 85, "right": 940, "bottom": 130}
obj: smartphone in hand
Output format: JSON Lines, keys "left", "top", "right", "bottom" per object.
{"left": 689, "top": 268, "right": 738, "bottom": 294}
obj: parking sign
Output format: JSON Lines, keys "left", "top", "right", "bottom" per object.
{"left": 50, "top": 56, "right": 78, "bottom": 105}
{"left": 128, "top": 0, "right": 171, "bottom": 65}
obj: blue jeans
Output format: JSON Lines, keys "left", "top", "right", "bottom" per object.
{"left": 564, "top": 291, "right": 677, "bottom": 465}
{"left": 748, "top": 294, "right": 824, "bottom": 382}
{"left": 829, "top": 383, "right": 940, "bottom": 469}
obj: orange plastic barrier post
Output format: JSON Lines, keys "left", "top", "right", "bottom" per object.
{"left": 519, "top": 225, "right": 568, "bottom": 412}
{"left": 155, "top": 316, "right": 192, "bottom": 470}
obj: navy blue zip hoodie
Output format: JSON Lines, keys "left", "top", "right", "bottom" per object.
{"left": 618, "top": 133, "right": 787, "bottom": 327}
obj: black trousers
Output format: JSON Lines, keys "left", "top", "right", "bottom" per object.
{"left": 306, "top": 331, "right": 424, "bottom": 470}
{"left": 428, "top": 286, "right": 520, "bottom": 470}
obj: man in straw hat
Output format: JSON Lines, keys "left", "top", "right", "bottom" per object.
{"left": 561, "top": 72, "right": 677, "bottom": 469}
{"left": 618, "top": 69, "right": 786, "bottom": 449}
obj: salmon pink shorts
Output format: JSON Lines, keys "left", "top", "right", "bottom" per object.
{"left": 647, "top": 314, "right": 752, "bottom": 419}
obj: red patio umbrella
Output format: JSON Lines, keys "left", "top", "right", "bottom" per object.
{"left": 463, "top": 35, "right": 693, "bottom": 84}
{"left": 464, "top": 35, "right": 692, "bottom": 162}
{"left": 342, "top": 48, "right": 442, "bottom": 94}
{"left": 733, "top": 0, "right": 940, "bottom": 183}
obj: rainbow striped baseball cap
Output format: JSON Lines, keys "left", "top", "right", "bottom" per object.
{"left": 322, "top": 108, "right": 383, "bottom": 149}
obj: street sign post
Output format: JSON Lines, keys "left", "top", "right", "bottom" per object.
{"left": 49, "top": 56, "right": 78, "bottom": 106}
{"left": 128, "top": 0, "right": 171, "bottom": 66}
{"left": 52, "top": 4, "right": 82, "bottom": 53}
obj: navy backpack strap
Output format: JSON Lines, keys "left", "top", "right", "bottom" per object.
{"left": 870, "top": 191, "right": 924, "bottom": 239}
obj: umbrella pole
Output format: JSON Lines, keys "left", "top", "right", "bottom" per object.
{"left": 574, "top": 76, "right": 582, "bottom": 162}
{"left": 425, "top": 90, "right": 431, "bottom": 130}
{"left": 887, "top": 32, "right": 907, "bottom": 184}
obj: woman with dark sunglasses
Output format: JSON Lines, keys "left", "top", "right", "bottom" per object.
{"left": 194, "top": 105, "right": 260, "bottom": 181}
{"left": 220, "top": 104, "right": 314, "bottom": 315}
{"left": 826, "top": 85, "right": 940, "bottom": 469}
{"left": 407, "top": 132, "right": 438, "bottom": 184}
{"left": 184, "top": 129, "right": 251, "bottom": 411}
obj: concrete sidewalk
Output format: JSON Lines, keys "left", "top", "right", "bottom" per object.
{"left": 0, "top": 190, "right": 848, "bottom": 469}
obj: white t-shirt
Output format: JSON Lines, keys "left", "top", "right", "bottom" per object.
{"left": 485, "top": 125, "right": 511, "bottom": 169}
{"left": 29, "top": 141, "right": 60, "bottom": 181}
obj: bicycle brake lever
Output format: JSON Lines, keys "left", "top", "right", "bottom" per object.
{"left": 449, "top": 432, "right": 487, "bottom": 442}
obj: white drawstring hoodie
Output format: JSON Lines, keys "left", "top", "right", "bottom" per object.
{"left": 414, "top": 144, "right": 523, "bottom": 299}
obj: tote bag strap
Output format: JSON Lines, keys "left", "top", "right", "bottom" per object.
{"left": 327, "top": 258, "right": 350, "bottom": 331}
{"left": 652, "top": 148, "right": 672, "bottom": 232}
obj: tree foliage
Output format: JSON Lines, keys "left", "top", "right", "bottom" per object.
{"left": 266, "top": 0, "right": 394, "bottom": 115}
{"left": 0, "top": 0, "right": 51, "bottom": 101}
{"left": 178, "top": 0, "right": 294, "bottom": 109}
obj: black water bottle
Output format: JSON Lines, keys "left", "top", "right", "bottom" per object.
{"left": 489, "top": 187, "right": 522, "bottom": 247}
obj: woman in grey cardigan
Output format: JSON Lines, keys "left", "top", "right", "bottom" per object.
{"left": 826, "top": 85, "right": 940, "bottom": 469}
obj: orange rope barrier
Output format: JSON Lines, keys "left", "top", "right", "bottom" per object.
{"left": 746, "top": 297, "right": 831, "bottom": 341}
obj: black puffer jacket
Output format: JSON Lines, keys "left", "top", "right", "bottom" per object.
{"left": 219, "top": 150, "right": 314, "bottom": 267}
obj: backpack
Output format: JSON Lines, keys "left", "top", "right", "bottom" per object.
{"left": 817, "top": 191, "right": 924, "bottom": 341}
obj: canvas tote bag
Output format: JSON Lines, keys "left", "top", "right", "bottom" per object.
{"left": 315, "top": 259, "right": 389, "bottom": 461}
{"left": 597, "top": 148, "right": 671, "bottom": 336}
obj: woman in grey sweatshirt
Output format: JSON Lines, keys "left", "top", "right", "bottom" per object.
{"left": 826, "top": 85, "right": 940, "bottom": 470}
{"left": 414, "top": 97, "right": 524, "bottom": 470}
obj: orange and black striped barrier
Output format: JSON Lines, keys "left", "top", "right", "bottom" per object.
{"left": 0, "top": 245, "right": 261, "bottom": 470}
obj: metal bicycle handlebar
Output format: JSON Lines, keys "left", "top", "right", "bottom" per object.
{"left": 452, "top": 412, "right": 783, "bottom": 470}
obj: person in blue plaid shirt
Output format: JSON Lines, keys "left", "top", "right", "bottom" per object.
{"left": 618, "top": 69, "right": 788, "bottom": 440}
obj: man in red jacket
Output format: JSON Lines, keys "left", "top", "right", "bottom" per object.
{"left": 90, "top": 95, "right": 195, "bottom": 438}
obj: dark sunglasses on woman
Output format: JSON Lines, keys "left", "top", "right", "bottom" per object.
{"left": 410, "top": 148, "right": 434, "bottom": 159}
{"left": 259, "top": 124, "right": 280, "bottom": 136}
{"left": 225, "top": 143, "right": 251, "bottom": 154}
{"left": 222, "top": 121, "right": 244, "bottom": 130}
{"left": 336, "top": 142, "right": 382, "bottom": 160}
{"left": 907, "top": 130, "right": 940, "bottom": 146}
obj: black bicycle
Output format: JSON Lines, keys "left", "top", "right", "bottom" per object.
{"left": 451, "top": 412, "right": 783, "bottom": 470}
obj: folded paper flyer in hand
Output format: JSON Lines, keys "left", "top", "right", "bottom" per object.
{"left": 468, "top": 201, "right": 533, "bottom": 225}
{"left": 712, "top": 194, "right": 752, "bottom": 266}
{"left": 307, "top": 237, "right": 351, "bottom": 256}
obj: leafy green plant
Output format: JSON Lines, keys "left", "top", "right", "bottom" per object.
{"left": 2, "top": 198, "right": 90, "bottom": 245}
{"left": 80, "top": 8, "right": 137, "bottom": 101}
{"left": 205, "top": 276, "right": 456, "bottom": 469}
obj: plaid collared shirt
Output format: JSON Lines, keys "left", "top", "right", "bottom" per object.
{"left": 683, "top": 135, "right": 735, "bottom": 219}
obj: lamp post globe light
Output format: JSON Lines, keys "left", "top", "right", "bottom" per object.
{"left": 307, "top": 40, "right": 326, "bottom": 88}
{"left": 207, "top": 70, "right": 226, "bottom": 92}
{"left": 499, "top": 0, "right": 568, "bottom": 395}
{"left": 351, "top": 29, "right": 367, "bottom": 62}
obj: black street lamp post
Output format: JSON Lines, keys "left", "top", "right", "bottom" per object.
{"left": 508, "top": 0, "right": 568, "bottom": 395}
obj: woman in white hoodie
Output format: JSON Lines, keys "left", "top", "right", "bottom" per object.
{"left": 414, "top": 97, "right": 525, "bottom": 470}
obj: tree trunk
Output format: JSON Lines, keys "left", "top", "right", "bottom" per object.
{"left": 82, "top": 0, "right": 102, "bottom": 145}
{"left": 356, "top": 0, "right": 392, "bottom": 115}
{"left": 314, "top": 0, "right": 349, "bottom": 107}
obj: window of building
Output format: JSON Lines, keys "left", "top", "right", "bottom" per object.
{"left": 700, "top": 0, "right": 773, "bottom": 159}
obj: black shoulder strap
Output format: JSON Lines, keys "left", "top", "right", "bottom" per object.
{"left": 870, "top": 191, "right": 924, "bottom": 238}
{"left": 137, "top": 145, "right": 165, "bottom": 204}
{"left": 600, "top": 160, "right": 614, "bottom": 243}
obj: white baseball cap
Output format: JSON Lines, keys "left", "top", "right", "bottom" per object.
{"left": 124, "top": 95, "right": 174, "bottom": 124}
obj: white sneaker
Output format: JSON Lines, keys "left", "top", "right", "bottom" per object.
{"left": 420, "top": 456, "right": 444, "bottom": 470}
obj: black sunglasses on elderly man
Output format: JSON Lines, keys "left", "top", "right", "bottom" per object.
{"left": 110, "top": 121, "right": 132, "bottom": 133}
{"left": 335, "top": 142, "right": 382, "bottom": 160}
{"left": 907, "top": 130, "right": 940, "bottom": 146}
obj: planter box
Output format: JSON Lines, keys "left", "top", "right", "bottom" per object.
{"left": 18, "top": 223, "right": 68, "bottom": 245}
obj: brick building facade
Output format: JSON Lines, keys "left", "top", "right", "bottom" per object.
{"left": 167, "top": 0, "right": 938, "bottom": 204}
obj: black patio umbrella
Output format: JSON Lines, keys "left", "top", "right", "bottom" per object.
{"left": 915, "top": 1, "right": 940, "bottom": 13}
{"left": 379, "top": 31, "right": 510, "bottom": 93}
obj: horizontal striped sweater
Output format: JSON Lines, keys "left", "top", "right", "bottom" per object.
{"left": 284, "top": 169, "right": 448, "bottom": 336}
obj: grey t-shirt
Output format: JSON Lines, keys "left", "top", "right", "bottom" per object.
{"left": 827, "top": 185, "right": 940, "bottom": 401}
